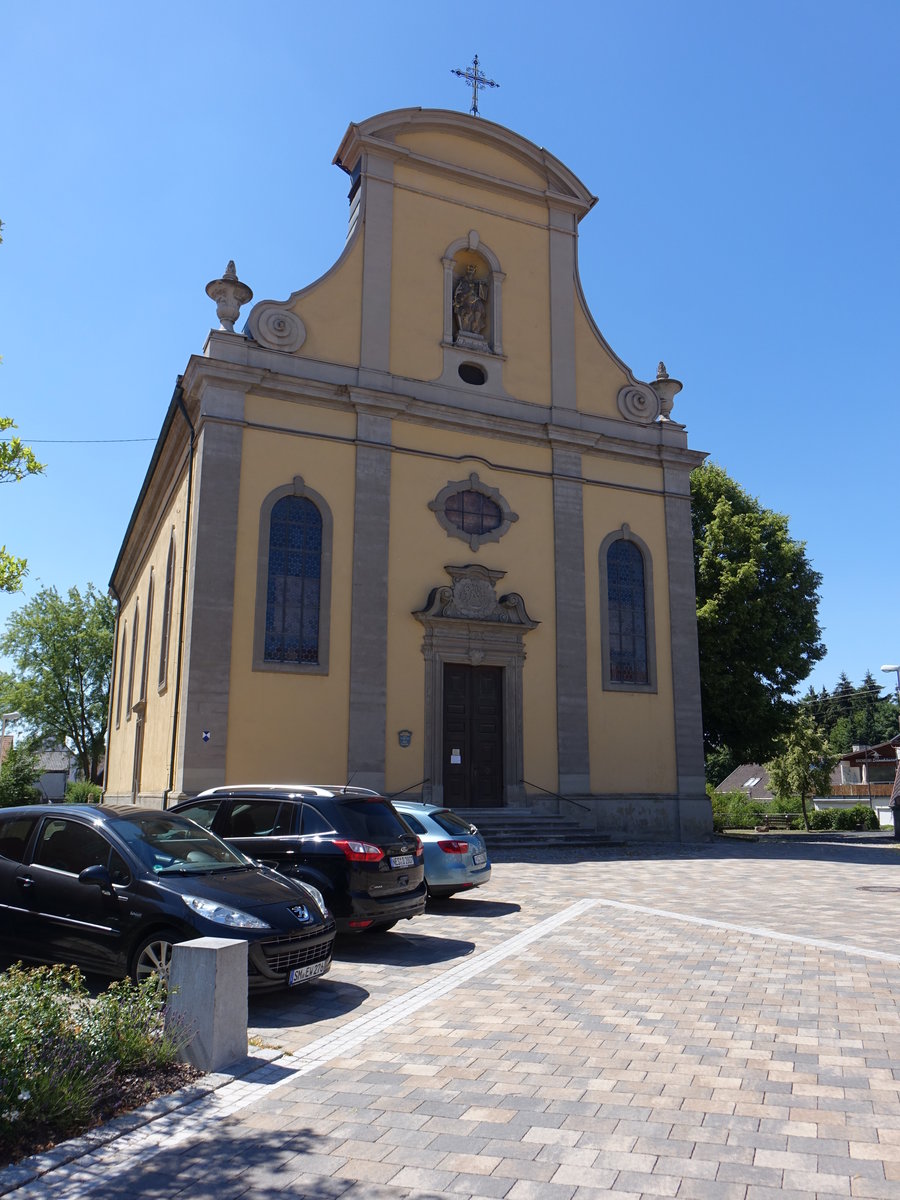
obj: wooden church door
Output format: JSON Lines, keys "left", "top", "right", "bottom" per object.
{"left": 442, "top": 664, "right": 503, "bottom": 807}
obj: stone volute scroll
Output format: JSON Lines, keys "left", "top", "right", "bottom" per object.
{"left": 245, "top": 297, "right": 307, "bottom": 353}
{"left": 205, "top": 262, "right": 253, "bottom": 333}
{"left": 616, "top": 380, "right": 660, "bottom": 424}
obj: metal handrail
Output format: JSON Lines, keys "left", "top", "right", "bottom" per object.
{"left": 520, "top": 778, "right": 591, "bottom": 814}
{"left": 386, "top": 778, "right": 431, "bottom": 801}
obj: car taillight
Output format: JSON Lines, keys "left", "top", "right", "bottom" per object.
{"left": 415, "top": 837, "right": 423, "bottom": 856}
{"left": 437, "top": 840, "right": 469, "bottom": 854}
{"left": 333, "top": 839, "right": 384, "bottom": 862}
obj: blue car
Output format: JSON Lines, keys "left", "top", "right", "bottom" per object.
{"left": 392, "top": 802, "right": 491, "bottom": 899}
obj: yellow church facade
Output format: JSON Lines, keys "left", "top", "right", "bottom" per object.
{"left": 104, "top": 108, "right": 711, "bottom": 841}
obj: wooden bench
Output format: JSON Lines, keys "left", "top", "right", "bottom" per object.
{"left": 760, "top": 814, "right": 792, "bottom": 831}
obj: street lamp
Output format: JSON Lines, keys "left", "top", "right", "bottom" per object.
{"left": 1, "top": 711, "right": 21, "bottom": 741}
{"left": 881, "top": 666, "right": 900, "bottom": 730}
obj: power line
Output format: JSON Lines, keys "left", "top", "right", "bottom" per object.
{"left": 1, "top": 437, "right": 156, "bottom": 444}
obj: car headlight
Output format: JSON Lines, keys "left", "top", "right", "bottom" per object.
{"left": 295, "top": 881, "right": 327, "bottom": 915}
{"left": 182, "top": 894, "right": 271, "bottom": 929}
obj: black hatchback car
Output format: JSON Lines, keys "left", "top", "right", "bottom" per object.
{"left": 173, "top": 785, "right": 427, "bottom": 934}
{"left": 0, "top": 805, "right": 335, "bottom": 988}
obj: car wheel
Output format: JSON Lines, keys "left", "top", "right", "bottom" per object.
{"left": 131, "top": 929, "right": 180, "bottom": 985}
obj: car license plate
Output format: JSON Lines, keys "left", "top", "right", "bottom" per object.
{"left": 473, "top": 851, "right": 487, "bottom": 865}
{"left": 288, "top": 960, "right": 329, "bottom": 986}
{"left": 390, "top": 854, "right": 415, "bottom": 868}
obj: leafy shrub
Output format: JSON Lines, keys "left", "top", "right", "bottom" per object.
{"left": 0, "top": 745, "right": 40, "bottom": 808}
{"left": 808, "top": 809, "right": 835, "bottom": 830}
{"left": 710, "top": 789, "right": 767, "bottom": 831}
{"left": 833, "top": 804, "right": 880, "bottom": 831}
{"left": 64, "top": 780, "right": 103, "bottom": 804}
{"left": 0, "top": 963, "right": 184, "bottom": 1159}
{"left": 769, "top": 795, "right": 799, "bottom": 816}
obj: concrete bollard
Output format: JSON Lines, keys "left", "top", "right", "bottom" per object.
{"left": 165, "top": 937, "right": 248, "bottom": 1072}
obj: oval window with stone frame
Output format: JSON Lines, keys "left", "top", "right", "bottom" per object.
{"left": 428, "top": 473, "right": 519, "bottom": 552}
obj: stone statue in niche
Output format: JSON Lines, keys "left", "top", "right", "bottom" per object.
{"left": 453, "top": 264, "right": 489, "bottom": 342}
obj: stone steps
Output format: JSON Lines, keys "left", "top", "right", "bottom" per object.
{"left": 463, "top": 807, "right": 615, "bottom": 852}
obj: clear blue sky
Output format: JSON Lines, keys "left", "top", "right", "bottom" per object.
{"left": 2, "top": 1, "right": 897, "bottom": 700}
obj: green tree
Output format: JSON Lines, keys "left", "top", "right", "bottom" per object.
{"left": 0, "top": 585, "right": 114, "bottom": 783}
{"left": 0, "top": 223, "right": 45, "bottom": 592}
{"left": 766, "top": 713, "right": 837, "bottom": 831}
{"left": 0, "top": 743, "right": 41, "bottom": 807}
{"left": 691, "top": 462, "right": 825, "bottom": 772}
{"left": 805, "top": 672, "right": 899, "bottom": 755}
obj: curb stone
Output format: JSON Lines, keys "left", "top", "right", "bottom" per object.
{"left": 0, "top": 1049, "right": 283, "bottom": 1196}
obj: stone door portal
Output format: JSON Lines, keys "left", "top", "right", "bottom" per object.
{"left": 442, "top": 664, "right": 503, "bottom": 807}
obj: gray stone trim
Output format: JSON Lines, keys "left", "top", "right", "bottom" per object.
{"left": 428, "top": 472, "right": 518, "bottom": 551}
{"left": 414, "top": 566, "right": 538, "bottom": 808}
{"left": 252, "top": 477, "right": 334, "bottom": 676}
{"left": 359, "top": 153, "right": 394, "bottom": 373}
{"left": 552, "top": 449, "right": 590, "bottom": 792}
{"left": 549, "top": 212, "right": 577, "bottom": 412}
{"left": 175, "top": 413, "right": 244, "bottom": 796}
{"left": 663, "top": 465, "right": 707, "bottom": 814}
{"left": 599, "top": 523, "right": 658, "bottom": 694}
{"left": 346, "top": 413, "right": 392, "bottom": 791}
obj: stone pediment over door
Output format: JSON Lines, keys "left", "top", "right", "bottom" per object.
{"left": 414, "top": 564, "right": 537, "bottom": 632}
{"left": 413, "top": 565, "right": 538, "bottom": 808}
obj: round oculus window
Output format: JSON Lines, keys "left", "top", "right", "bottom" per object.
{"left": 458, "top": 362, "right": 486, "bottom": 386}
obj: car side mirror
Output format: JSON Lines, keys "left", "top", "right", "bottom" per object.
{"left": 78, "top": 864, "right": 112, "bottom": 888}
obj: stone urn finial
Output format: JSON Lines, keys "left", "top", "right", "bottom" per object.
{"left": 205, "top": 261, "right": 253, "bottom": 332}
{"left": 650, "top": 360, "right": 683, "bottom": 421}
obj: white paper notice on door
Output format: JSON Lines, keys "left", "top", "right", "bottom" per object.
{"left": 450, "top": 748, "right": 462, "bottom": 764}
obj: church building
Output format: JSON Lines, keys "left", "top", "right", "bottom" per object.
{"left": 104, "top": 106, "right": 711, "bottom": 841}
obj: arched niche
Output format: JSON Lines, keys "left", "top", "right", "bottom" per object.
{"left": 441, "top": 231, "right": 505, "bottom": 357}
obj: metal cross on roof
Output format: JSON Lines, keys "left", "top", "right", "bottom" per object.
{"left": 451, "top": 54, "right": 499, "bottom": 117}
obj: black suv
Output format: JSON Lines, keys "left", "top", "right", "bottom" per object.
{"left": 172, "top": 785, "right": 426, "bottom": 934}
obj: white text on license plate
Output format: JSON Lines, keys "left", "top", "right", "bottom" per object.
{"left": 473, "top": 851, "right": 487, "bottom": 865}
{"left": 288, "top": 960, "right": 329, "bottom": 986}
{"left": 390, "top": 854, "right": 415, "bottom": 868}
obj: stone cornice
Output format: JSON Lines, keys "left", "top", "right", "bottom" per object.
{"left": 181, "top": 348, "right": 706, "bottom": 474}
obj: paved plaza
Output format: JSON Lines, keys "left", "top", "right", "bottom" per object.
{"left": 4, "top": 835, "right": 900, "bottom": 1199}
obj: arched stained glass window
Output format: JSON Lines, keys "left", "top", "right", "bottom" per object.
{"left": 607, "top": 539, "right": 648, "bottom": 685}
{"left": 264, "top": 496, "right": 322, "bottom": 665}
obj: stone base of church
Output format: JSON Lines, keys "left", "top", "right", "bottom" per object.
{"left": 522, "top": 792, "right": 713, "bottom": 843}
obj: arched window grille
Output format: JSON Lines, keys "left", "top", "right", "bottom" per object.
{"left": 264, "top": 496, "right": 322, "bottom": 665}
{"left": 126, "top": 603, "right": 139, "bottom": 720}
{"left": 158, "top": 534, "right": 176, "bottom": 691}
{"left": 600, "top": 526, "right": 657, "bottom": 693}
{"left": 607, "top": 540, "right": 648, "bottom": 685}
{"left": 115, "top": 620, "right": 127, "bottom": 729}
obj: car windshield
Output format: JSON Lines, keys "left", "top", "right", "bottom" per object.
{"left": 337, "top": 799, "right": 410, "bottom": 841}
{"left": 115, "top": 811, "right": 250, "bottom": 874}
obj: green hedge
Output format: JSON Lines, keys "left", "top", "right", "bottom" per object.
{"left": 64, "top": 781, "right": 103, "bottom": 804}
